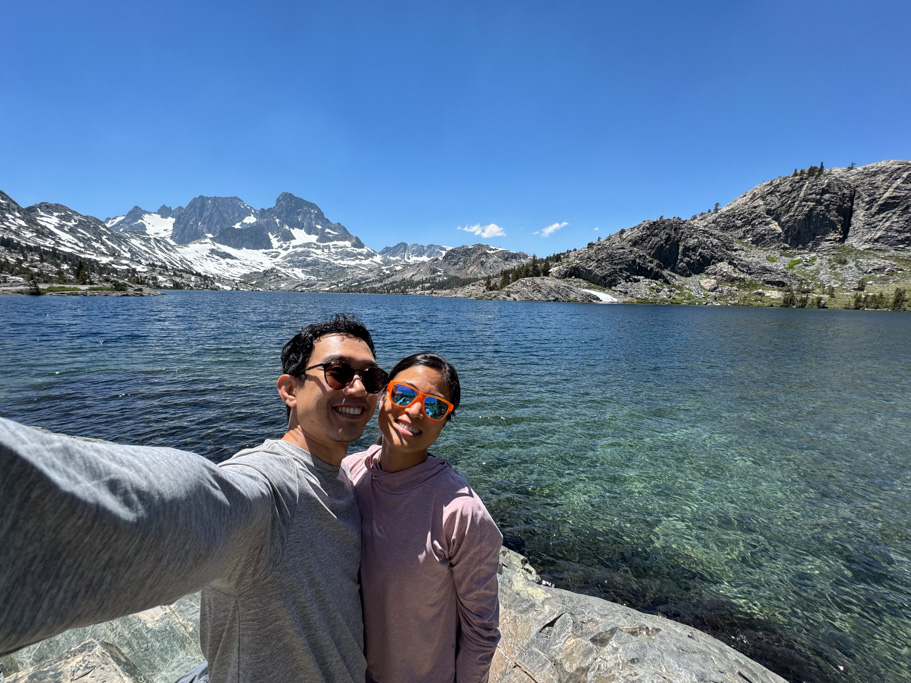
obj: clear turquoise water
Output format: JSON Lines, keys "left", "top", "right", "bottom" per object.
{"left": 1, "top": 292, "right": 909, "bottom": 682}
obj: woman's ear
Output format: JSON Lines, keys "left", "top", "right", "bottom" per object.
{"left": 277, "top": 374, "right": 298, "bottom": 407}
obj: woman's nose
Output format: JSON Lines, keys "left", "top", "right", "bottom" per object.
{"left": 405, "top": 400, "right": 424, "bottom": 419}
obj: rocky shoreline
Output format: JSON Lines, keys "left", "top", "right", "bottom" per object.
{"left": 1, "top": 548, "right": 786, "bottom": 682}
{"left": 0, "top": 280, "right": 161, "bottom": 296}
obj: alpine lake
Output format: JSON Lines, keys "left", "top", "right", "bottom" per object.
{"left": 1, "top": 291, "right": 908, "bottom": 682}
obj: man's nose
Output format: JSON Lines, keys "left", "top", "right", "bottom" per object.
{"left": 345, "top": 373, "right": 369, "bottom": 395}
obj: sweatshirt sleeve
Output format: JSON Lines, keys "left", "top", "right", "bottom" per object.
{"left": 0, "top": 417, "right": 298, "bottom": 656}
{"left": 447, "top": 493, "right": 503, "bottom": 683}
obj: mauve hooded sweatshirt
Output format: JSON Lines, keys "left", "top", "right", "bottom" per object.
{"left": 346, "top": 444, "right": 502, "bottom": 683}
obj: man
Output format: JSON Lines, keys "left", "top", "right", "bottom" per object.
{"left": 0, "top": 314, "right": 385, "bottom": 682}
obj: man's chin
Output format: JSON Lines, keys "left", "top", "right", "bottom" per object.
{"left": 330, "top": 423, "right": 370, "bottom": 445}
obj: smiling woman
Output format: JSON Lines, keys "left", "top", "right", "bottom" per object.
{"left": 345, "top": 352, "right": 502, "bottom": 683}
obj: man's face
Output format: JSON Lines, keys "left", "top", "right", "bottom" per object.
{"left": 287, "top": 333, "right": 379, "bottom": 463}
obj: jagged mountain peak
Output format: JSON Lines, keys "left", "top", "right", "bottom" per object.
{"left": 379, "top": 242, "right": 450, "bottom": 261}
{"left": 171, "top": 196, "right": 256, "bottom": 244}
{"left": 273, "top": 192, "right": 322, "bottom": 214}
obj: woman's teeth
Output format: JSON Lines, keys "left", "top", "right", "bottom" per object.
{"left": 396, "top": 420, "right": 420, "bottom": 435}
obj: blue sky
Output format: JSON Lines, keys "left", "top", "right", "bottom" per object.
{"left": 3, "top": 0, "right": 909, "bottom": 256}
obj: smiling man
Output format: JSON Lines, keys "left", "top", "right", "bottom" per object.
{"left": 0, "top": 314, "right": 385, "bottom": 683}
{"left": 197, "top": 314, "right": 386, "bottom": 682}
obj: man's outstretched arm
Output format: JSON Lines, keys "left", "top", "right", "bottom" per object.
{"left": 0, "top": 417, "right": 297, "bottom": 655}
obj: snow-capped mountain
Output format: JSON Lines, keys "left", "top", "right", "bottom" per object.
{"left": 2, "top": 189, "right": 528, "bottom": 291}
{"left": 379, "top": 242, "right": 450, "bottom": 262}
{"left": 105, "top": 204, "right": 180, "bottom": 238}
{"left": 343, "top": 243, "right": 530, "bottom": 291}
{"left": 102, "top": 193, "right": 384, "bottom": 284}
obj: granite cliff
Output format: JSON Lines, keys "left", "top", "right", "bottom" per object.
{"left": 537, "top": 160, "right": 911, "bottom": 306}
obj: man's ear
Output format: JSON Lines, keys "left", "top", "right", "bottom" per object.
{"left": 277, "top": 374, "right": 298, "bottom": 407}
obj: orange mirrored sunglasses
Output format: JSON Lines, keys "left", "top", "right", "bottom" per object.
{"left": 386, "top": 382, "right": 454, "bottom": 421}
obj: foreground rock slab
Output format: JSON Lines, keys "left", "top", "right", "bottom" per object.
{"left": 0, "top": 597, "right": 201, "bottom": 683}
{"left": 1, "top": 550, "right": 785, "bottom": 683}
{"left": 493, "top": 549, "right": 786, "bottom": 682}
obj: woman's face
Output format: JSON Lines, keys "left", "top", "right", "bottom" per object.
{"left": 379, "top": 364, "right": 452, "bottom": 457}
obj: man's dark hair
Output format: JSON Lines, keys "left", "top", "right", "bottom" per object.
{"left": 282, "top": 314, "right": 376, "bottom": 377}
{"left": 281, "top": 314, "right": 376, "bottom": 418}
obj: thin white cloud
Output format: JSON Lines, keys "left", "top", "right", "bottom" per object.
{"left": 458, "top": 223, "right": 506, "bottom": 238}
{"left": 593, "top": 227, "right": 600, "bottom": 232}
{"left": 534, "top": 221, "right": 568, "bottom": 237}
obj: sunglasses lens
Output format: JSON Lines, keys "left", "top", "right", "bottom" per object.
{"left": 323, "top": 364, "right": 385, "bottom": 393}
{"left": 323, "top": 364, "right": 355, "bottom": 389}
{"left": 423, "top": 397, "right": 450, "bottom": 420}
{"left": 389, "top": 384, "right": 418, "bottom": 407}
{"left": 359, "top": 367, "right": 385, "bottom": 393}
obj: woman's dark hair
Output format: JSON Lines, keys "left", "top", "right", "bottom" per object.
{"left": 387, "top": 352, "right": 460, "bottom": 418}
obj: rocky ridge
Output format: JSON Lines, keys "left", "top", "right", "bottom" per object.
{"left": 0, "top": 549, "right": 786, "bottom": 683}
{"left": 340, "top": 243, "right": 531, "bottom": 293}
{"left": 540, "top": 160, "right": 911, "bottom": 306}
{"left": 462, "top": 276, "right": 607, "bottom": 303}
{"left": 3, "top": 160, "right": 908, "bottom": 302}
{"left": 378, "top": 241, "right": 450, "bottom": 261}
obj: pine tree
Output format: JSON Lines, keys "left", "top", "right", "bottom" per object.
{"left": 27, "top": 275, "right": 42, "bottom": 296}
{"left": 781, "top": 290, "right": 796, "bottom": 307}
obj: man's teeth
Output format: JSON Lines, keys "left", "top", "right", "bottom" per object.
{"left": 336, "top": 406, "right": 363, "bottom": 415}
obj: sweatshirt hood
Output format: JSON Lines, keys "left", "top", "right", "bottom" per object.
{"left": 363, "top": 444, "right": 452, "bottom": 494}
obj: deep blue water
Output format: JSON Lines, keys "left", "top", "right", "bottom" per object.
{"left": 1, "top": 291, "right": 909, "bottom": 682}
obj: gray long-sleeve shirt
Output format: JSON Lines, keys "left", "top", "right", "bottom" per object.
{"left": 0, "top": 417, "right": 365, "bottom": 682}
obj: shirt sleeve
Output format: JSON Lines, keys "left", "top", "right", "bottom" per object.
{"left": 447, "top": 492, "right": 503, "bottom": 683}
{"left": 0, "top": 417, "right": 299, "bottom": 656}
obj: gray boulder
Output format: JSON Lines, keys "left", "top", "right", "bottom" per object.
{"left": 492, "top": 548, "right": 786, "bottom": 682}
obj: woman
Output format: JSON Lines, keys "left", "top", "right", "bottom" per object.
{"left": 345, "top": 352, "right": 502, "bottom": 683}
